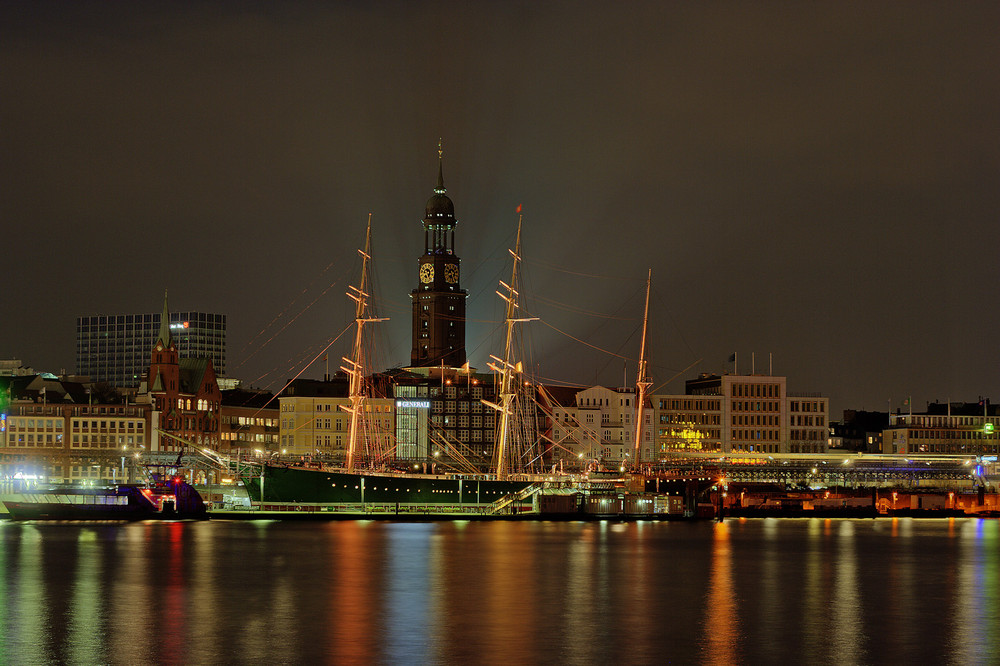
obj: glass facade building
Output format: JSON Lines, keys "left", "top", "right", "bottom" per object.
{"left": 76, "top": 311, "right": 227, "bottom": 388}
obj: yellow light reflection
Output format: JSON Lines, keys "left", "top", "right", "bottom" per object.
{"left": 111, "top": 524, "right": 153, "bottom": 663}
{"left": 328, "top": 522, "right": 378, "bottom": 663}
{"left": 801, "top": 519, "right": 824, "bottom": 661}
{"left": 829, "top": 520, "right": 866, "bottom": 663}
{"left": 704, "top": 521, "right": 740, "bottom": 663}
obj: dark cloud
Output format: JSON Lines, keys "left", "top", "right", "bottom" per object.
{"left": 2, "top": 1, "right": 998, "bottom": 414}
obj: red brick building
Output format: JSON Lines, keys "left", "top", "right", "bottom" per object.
{"left": 144, "top": 293, "right": 222, "bottom": 453}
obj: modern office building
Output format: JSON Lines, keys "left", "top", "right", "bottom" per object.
{"left": 391, "top": 366, "right": 499, "bottom": 466}
{"left": 655, "top": 372, "right": 829, "bottom": 455}
{"left": 77, "top": 307, "right": 226, "bottom": 388}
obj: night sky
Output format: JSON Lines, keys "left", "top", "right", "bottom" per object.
{"left": 3, "top": 2, "right": 998, "bottom": 416}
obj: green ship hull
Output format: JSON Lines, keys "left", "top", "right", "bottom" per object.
{"left": 241, "top": 464, "right": 534, "bottom": 506}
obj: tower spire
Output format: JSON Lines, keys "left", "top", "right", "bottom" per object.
{"left": 156, "top": 289, "right": 173, "bottom": 349}
{"left": 410, "top": 143, "right": 466, "bottom": 368}
{"left": 436, "top": 138, "right": 446, "bottom": 193}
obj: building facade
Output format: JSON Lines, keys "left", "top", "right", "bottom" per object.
{"left": 655, "top": 373, "right": 828, "bottom": 456}
{"left": 546, "top": 385, "right": 656, "bottom": 466}
{"left": 220, "top": 389, "right": 280, "bottom": 455}
{"left": 654, "top": 393, "right": 723, "bottom": 454}
{"left": 392, "top": 367, "right": 500, "bottom": 468}
{"left": 829, "top": 410, "right": 889, "bottom": 453}
{"left": 0, "top": 376, "right": 152, "bottom": 485}
{"left": 77, "top": 308, "right": 226, "bottom": 388}
{"left": 883, "top": 401, "right": 999, "bottom": 456}
{"left": 786, "top": 394, "right": 831, "bottom": 454}
{"left": 0, "top": 360, "right": 35, "bottom": 377}
{"left": 279, "top": 394, "right": 395, "bottom": 462}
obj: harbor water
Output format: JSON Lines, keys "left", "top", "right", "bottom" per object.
{"left": 0, "top": 517, "right": 997, "bottom": 664}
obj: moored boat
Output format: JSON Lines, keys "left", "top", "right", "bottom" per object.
{"left": 240, "top": 464, "right": 533, "bottom": 507}
{"left": 2, "top": 474, "right": 207, "bottom": 521}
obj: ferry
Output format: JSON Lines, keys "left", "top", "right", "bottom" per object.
{"left": 2, "top": 473, "right": 207, "bottom": 521}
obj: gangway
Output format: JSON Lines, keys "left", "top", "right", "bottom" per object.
{"left": 488, "top": 482, "right": 584, "bottom": 515}
{"left": 489, "top": 483, "right": 545, "bottom": 515}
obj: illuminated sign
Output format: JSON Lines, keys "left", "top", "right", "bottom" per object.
{"left": 169, "top": 322, "right": 190, "bottom": 330}
{"left": 396, "top": 399, "right": 431, "bottom": 409}
{"left": 985, "top": 423, "right": 995, "bottom": 434}
{"left": 0, "top": 414, "right": 5, "bottom": 432}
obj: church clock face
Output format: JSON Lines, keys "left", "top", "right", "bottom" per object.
{"left": 419, "top": 263, "right": 434, "bottom": 284}
{"left": 444, "top": 263, "right": 459, "bottom": 284}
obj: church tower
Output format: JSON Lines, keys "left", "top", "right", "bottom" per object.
{"left": 144, "top": 289, "right": 222, "bottom": 453}
{"left": 410, "top": 148, "right": 467, "bottom": 367}
{"left": 148, "top": 290, "right": 180, "bottom": 397}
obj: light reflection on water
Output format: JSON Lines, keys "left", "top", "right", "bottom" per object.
{"left": 0, "top": 518, "right": 999, "bottom": 664}
{"left": 68, "top": 529, "right": 101, "bottom": 665}
{"left": 831, "top": 520, "right": 865, "bottom": 664}
{"left": 703, "top": 521, "right": 739, "bottom": 664}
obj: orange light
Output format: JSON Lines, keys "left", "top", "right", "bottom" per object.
{"left": 183, "top": 321, "right": 189, "bottom": 328}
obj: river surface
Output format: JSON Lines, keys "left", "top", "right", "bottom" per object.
{"left": 0, "top": 517, "right": 997, "bottom": 665}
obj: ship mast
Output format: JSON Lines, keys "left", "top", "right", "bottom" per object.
{"left": 633, "top": 269, "right": 652, "bottom": 470}
{"left": 485, "top": 215, "right": 537, "bottom": 481}
{"left": 342, "top": 215, "right": 387, "bottom": 472}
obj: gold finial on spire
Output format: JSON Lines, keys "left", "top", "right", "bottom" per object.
{"left": 435, "top": 139, "right": 446, "bottom": 193}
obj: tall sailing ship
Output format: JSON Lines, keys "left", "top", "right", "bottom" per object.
{"left": 239, "top": 156, "right": 543, "bottom": 510}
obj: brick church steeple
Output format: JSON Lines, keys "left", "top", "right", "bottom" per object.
{"left": 145, "top": 290, "right": 221, "bottom": 453}
{"left": 148, "top": 290, "right": 179, "bottom": 394}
